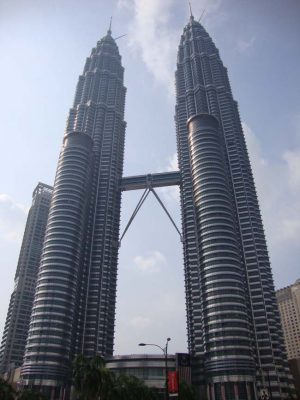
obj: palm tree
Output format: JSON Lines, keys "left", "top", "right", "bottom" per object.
{"left": 97, "top": 368, "right": 114, "bottom": 400}
{"left": 0, "top": 377, "right": 15, "bottom": 400}
{"left": 73, "top": 354, "right": 114, "bottom": 400}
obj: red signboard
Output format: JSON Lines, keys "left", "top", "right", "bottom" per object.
{"left": 168, "top": 371, "right": 179, "bottom": 394}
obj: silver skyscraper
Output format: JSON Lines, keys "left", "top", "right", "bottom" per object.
{"left": 176, "top": 16, "right": 293, "bottom": 399}
{"left": 21, "top": 28, "right": 126, "bottom": 397}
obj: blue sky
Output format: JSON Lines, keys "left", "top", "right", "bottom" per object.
{"left": 0, "top": 0, "right": 299, "bottom": 356}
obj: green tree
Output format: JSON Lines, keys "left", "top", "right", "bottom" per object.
{"left": 72, "top": 354, "right": 115, "bottom": 400}
{"left": 112, "top": 374, "right": 158, "bottom": 400}
{"left": 178, "top": 381, "right": 197, "bottom": 400}
{"left": 17, "top": 389, "right": 47, "bottom": 400}
{"left": 0, "top": 377, "right": 15, "bottom": 400}
{"left": 72, "top": 355, "right": 159, "bottom": 400}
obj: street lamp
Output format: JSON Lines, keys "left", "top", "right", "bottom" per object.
{"left": 139, "top": 337, "right": 171, "bottom": 400}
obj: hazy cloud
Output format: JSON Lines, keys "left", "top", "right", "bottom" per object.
{"left": 0, "top": 194, "right": 28, "bottom": 243}
{"left": 191, "top": 0, "right": 223, "bottom": 21}
{"left": 236, "top": 36, "right": 256, "bottom": 53}
{"left": 166, "top": 152, "right": 178, "bottom": 172}
{"left": 118, "top": 0, "right": 178, "bottom": 91}
{"left": 282, "top": 150, "right": 300, "bottom": 190}
{"left": 159, "top": 185, "right": 180, "bottom": 205}
{"left": 118, "top": 0, "right": 223, "bottom": 92}
{"left": 281, "top": 218, "right": 300, "bottom": 242}
{"left": 156, "top": 153, "right": 180, "bottom": 205}
{"left": 129, "top": 316, "right": 151, "bottom": 329}
{"left": 243, "top": 121, "right": 300, "bottom": 245}
{"left": 133, "top": 250, "right": 166, "bottom": 273}
{"left": 0, "top": 194, "right": 28, "bottom": 214}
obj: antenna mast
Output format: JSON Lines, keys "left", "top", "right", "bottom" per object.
{"left": 188, "top": 1, "right": 194, "bottom": 18}
{"left": 108, "top": 16, "right": 112, "bottom": 34}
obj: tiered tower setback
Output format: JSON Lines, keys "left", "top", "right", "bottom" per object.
{"left": 21, "top": 29, "right": 126, "bottom": 396}
{"left": 175, "top": 16, "right": 293, "bottom": 399}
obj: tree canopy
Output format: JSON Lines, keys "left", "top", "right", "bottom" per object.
{"left": 72, "top": 355, "right": 159, "bottom": 400}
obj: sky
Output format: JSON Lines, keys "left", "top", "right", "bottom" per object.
{"left": 0, "top": 0, "right": 300, "bottom": 357}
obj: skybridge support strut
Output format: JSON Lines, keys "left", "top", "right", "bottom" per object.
{"left": 119, "top": 183, "right": 183, "bottom": 247}
{"left": 119, "top": 188, "right": 150, "bottom": 246}
{"left": 150, "top": 187, "right": 183, "bottom": 243}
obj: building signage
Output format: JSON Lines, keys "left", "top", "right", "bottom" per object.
{"left": 168, "top": 371, "right": 179, "bottom": 394}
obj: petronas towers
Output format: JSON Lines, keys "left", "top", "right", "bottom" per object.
{"left": 0, "top": 15, "right": 294, "bottom": 400}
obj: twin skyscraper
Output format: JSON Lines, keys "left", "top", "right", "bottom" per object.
{"left": 0, "top": 16, "right": 294, "bottom": 400}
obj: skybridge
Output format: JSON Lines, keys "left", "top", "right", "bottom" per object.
{"left": 119, "top": 171, "right": 182, "bottom": 245}
{"left": 120, "top": 171, "right": 181, "bottom": 191}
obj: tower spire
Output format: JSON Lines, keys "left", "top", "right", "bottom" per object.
{"left": 108, "top": 16, "right": 112, "bottom": 35}
{"left": 188, "top": 1, "right": 194, "bottom": 19}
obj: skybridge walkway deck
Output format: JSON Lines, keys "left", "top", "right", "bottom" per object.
{"left": 121, "top": 171, "right": 181, "bottom": 191}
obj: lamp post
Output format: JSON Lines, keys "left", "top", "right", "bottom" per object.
{"left": 139, "top": 337, "right": 171, "bottom": 400}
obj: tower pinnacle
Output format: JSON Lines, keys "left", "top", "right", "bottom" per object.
{"left": 108, "top": 16, "right": 112, "bottom": 35}
{"left": 188, "top": 1, "right": 194, "bottom": 19}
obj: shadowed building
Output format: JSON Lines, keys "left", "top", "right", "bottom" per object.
{"left": 276, "top": 280, "right": 300, "bottom": 398}
{"left": 175, "top": 16, "right": 293, "bottom": 399}
{"left": 0, "top": 183, "right": 52, "bottom": 374}
{"left": 106, "top": 353, "right": 191, "bottom": 398}
{"left": 106, "top": 354, "right": 177, "bottom": 397}
{"left": 276, "top": 279, "right": 300, "bottom": 360}
{"left": 21, "top": 28, "right": 126, "bottom": 398}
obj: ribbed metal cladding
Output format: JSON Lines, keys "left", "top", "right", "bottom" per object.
{"left": 22, "top": 29, "right": 126, "bottom": 391}
{"left": 188, "top": 114, "right": 254, "bottom": 377}
{"left": 176, "top": 16, "right": 293, "bottom": 398}
{"left": 22, "top": 132, "right": 93, "bottom": 385}
{"left": 68, "top": 30, "right": 126, "bottom": 358}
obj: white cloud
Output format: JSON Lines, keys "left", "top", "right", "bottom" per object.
{"left": 118, "top": 0, "right": 223, "bottom": 92}
{"left": 0, "top": 194, "right": 28, "bottom": 244}
{"left": 282, "top": 150, "right": 300, "bottom": 190}
{"left": 0, "top": 194, "right": 28, "bottom": 214}
{"left": 117, "top": 0, "right": 131, "bottom": 10}
{"left": 156, "top": 152, "right": 180, "bottom": 204}
{"left": 160, "top": 185, "right": 180, "bottom": 205}
{"left": 243, "top": 121, "right": 300, "bottom": 245}
{"left": 166, "top": 152, "right": 178, "bottom": 172}
{"left": 133, "top": 250, "right": 166, "bottom": 273}
{"left": 129, "top": 316, "right": 151, "bottom": 329}
{"left": 119, "top": 0, "right": 177, "bottom": 91}
{"left": 293, "top": 112, "right": 300, "bottom": 139}
{"left": 281, "top": 218, "right": 300, "bottom": 241}
{"left": 236, "top": 36, "right": 256, "bottom": 53}
{"left": 242, "top": 121, "right": 300, "bottom": 289}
